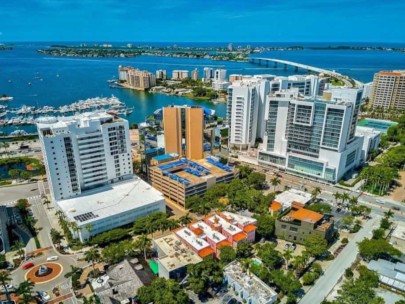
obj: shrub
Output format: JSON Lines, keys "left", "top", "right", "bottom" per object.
{"left": 341, "top": 238, "right": 349, "bottom": 244}
{"left": 302, "top": 272, "right": 319, "bottom": 285}
{"left": 345, "top": 268, "right": 354, "bottom": 278}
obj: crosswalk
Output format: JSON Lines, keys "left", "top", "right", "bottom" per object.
{"left": 0, "top": 195, "right": 41, "bottom": 206}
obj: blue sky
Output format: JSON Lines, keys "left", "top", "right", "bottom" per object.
{"left": 1, "top": 0, "right": 405, "bottom": 42}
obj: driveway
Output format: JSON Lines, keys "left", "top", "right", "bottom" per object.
{"left": 300, "top": 216, "right": 380, "bottom": 304}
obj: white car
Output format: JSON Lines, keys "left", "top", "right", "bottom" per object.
{"left": 1, "top": 284, "right": 14, "bottom": 291}
{"left": 37, "top": 291, "right": 51, "bottom": 302}
{"left": 46, "top": 256, "right": 58, "bottom": 261}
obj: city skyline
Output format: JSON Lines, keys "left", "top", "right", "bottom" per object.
{"left": 1, "top": 0, "right": 405, "bottom": 43}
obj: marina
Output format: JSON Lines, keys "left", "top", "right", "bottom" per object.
{"left": 0, "top": 95, "right": 134, "bottom": 127}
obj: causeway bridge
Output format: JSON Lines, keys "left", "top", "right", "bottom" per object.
{"left": 249, "top": 57, "right": 363, "bottom": 87}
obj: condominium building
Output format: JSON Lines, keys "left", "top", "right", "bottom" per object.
{"left": 224, "top": 261, "right": 278, "bottom": 304}
{"left": 0, "top": 206, "right": 10, "bottom": 253}
{"left": 362, "top": 82, "right": 373, "bottom": 100}
{"left": 191, "top": 69, "right": 199, "bottom": 81}
{"left": 203, "top": 67, "right": 214, "bottom": 82}
{"left": 37, "top": 112, "right": 133, "bottom": 201}
{"left": 156, "top": 69, "right": 167, "bottom": 80}
{"left": 172, "top": 70, "right": 189, "bottom": 80}
{"left": 370, "top": 70, "right": 405, "bottom": 110}
{"left": 214, "top": 69, "right": 227, "bottom": 82}
{"left": 118, "top": 66, "right": 156, "bottom": 90}
{"left": 38, "top": 112, "right": 165, "bottom": 240}
{"left": 258, "top": 88, "right": 364, "bottom": 182}
{"left": 275, "top": 202, "right": 334, "bottom": 244}
{"left": 229, "top": 74, "right": 243, "bottom": 83}
{"left": 163, "top": 106, "right": 204, "bottom": 160}
{"left": 149, "top": 157, "right": 236, "bottom": 208}
{"left": 355, "top": 126, "right": 381, "bottom": 162}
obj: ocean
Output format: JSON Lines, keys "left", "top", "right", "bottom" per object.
{"left": 1, "top": 42, "right": 405, "bottom": 134}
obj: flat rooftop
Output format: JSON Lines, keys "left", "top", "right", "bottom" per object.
{"left": 56, "top": 176, "right": 164, "bottom": 225}
{"left": 154, "top": 233, "right": 202, "bottom": 271}
{"left": 274, "top": 189, "right": 312, "bottom": 209}
{"left": 175, "top": 227, "right": 211, "bottom": 251}
{"left": 154, "top": 157, "right": 235, "bottom": 186}
{"left": 190, "top": 221, "right": 227, "bottom": 244}
{"left": 224, "top": 261, "right": 277, "bottom": 304}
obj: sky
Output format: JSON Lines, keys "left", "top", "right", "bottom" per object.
{"left": 1, "top": 0, "right": 405, "bottom": 43}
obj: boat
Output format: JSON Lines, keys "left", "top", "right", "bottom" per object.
{"left": 0, "top": 96, "right": 13, "bottom": 102}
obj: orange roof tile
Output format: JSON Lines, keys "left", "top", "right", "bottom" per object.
{"left": 233, "top": 232, "right": 247, "bottom": 242}
{"left": 191, "top": 227, "right": 203, "bottom": 235}
{"left": 291, "top": 201, "right": 305, "bottom": 209}
{"left": 198, "top": 247, "right": 215, "bottom": 258}
{"left": 289, "top": 208, "right": 323, "bottom": 223}
{"left": 379, "top": 71, "right": 402, "bottom": 76}
{"left": 217, "top": 240, "right": 232, "bottom": 248}
{"left": 243, "top": 224, "right": 257, "bottom": 233}
{"left": 270, "top": 202, "right": 282, "bottom": 212}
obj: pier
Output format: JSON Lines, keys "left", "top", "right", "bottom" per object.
{"left": 249, "top": 57, "right": 364, "bottom": 87}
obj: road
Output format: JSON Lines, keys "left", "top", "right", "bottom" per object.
{"left": 0, "top": 182, "right": 40, "bottom": 206}
{"left": 300, "top": 216, "right": 380, "bottom": 304}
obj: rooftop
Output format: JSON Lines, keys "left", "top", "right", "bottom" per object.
{"left": 392, "top": 222, "right": 405, "bottom": 241}
{"left": 224, "top": 261, "right": 277, "bottom": 304}
{"left": 190, "top": 221, "right": 228, "bottom": 244}
{"left": 368, "top": 259, "right": 405, "bottom": 292}
{"left": 175, "top": 227, "right": 211, "bottom": 252}
{"left": 289, "top": 208, "right": 323, "bottom": 223}
{"left": 56, "top": 176, "right": 164, "bottom": 226}
{"left": 153, "top": 233, "right": 202, "bottom": 271}
{"left": 273, "top": 189, "right": 312, "bottom": 209}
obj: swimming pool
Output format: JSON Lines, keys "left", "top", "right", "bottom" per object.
{"left": 357, "top": 118, "right": 398, "bottom": 134}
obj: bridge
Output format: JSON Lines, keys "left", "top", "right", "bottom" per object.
{"left": 249, "top": 57, "right": 363, "bottom": 87}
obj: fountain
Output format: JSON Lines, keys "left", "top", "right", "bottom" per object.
{"left": 37, "top": 265, "right": 51, "bottom": 277}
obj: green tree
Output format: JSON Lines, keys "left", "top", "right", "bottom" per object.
{"left": 50, "top": 228, "right": 65, "bottom": 249}
{"left": 137, "top": 277, "right": 189, "bottom": 304}
{"left": 358, "top": 238, "right": 401, "bottom": 261}
{"left": 219, "top": 246, "right": 236, "bottom": 265}
{"left": 255, "top": 214, "right": 275, "bottom": 240}
{"left": 333, "top": 192, "right": 342, "bottom": 205}
{"left": 11, "top": 240, "right": 25, "bottom": 260}
{"left": 380, "top": 217, "right": 392, "bottom": 230}
{"left": 256, "top": 243, "right": 282, "bottom": 269}
{"left": 16, "top": 198, "right": 29, "bottom": 213}
{"left": 0, "top": 270, "right": 12, "bottom": 304}
{"left": 84, "top": 248, "right": 101, "bottom": 273}
{"left": 304, "top": 234, "right": 328, "bottom": 258}
{"left": 8, "top": 169, "right": 20, "bottom": 180}
{"left": 135, "top": 234, "right": 151, "bottom": 260}
{"left": 270, "top": 177, "right": 281, "bottom": 192}
{"left": 187, "top": 257, "right": 223, "bottom": 296}
{"left": 16, "top": 280, "right": 36, "bottom": 304}
{"left": 270, "top": 270, "right": 302, "bottom": 294}
{"left": 283, "top": 248, "right": 293, "bottom": 270}
{"left": 237, "top": 164, "right": 253, "bottom": 179}
{"left": 247, "top": 172, "right": 266, "bottom": 190}
{"left": 179, "top": 213, "right": 192, "bottom": 226}
{"left": 341, "top": 215, "right": 354, "bottom": 229}
{"left": 311, "top": 187, "right": 321, "bottom": 201}
{"left": 236, "top": 242, "right": 253, "bottom": 259}
{"left": 306, "top": 203, "right": 332, "bottom": 214}
{"left": 372, "top": 228, "right": 385, "bottom": 240}
{"left": 132, "top": 160, "right": 142, "bottom": 174}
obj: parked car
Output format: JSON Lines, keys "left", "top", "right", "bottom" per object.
{"left": 22, "top": 262, "right": 35, "bottom": 270}
{"left": 291, "top": 243, "right": 297, "bottom": 251}
{"left": 46, "top": 256, "right": 58, "bottom": 261}
{"left": 0, "top": 284, "right": 14, "bottom": 291}
{"left": 376, "top": 199, "right": 384, "bottom": 204}
{"left": 393, "top": 206, "right": 401, "bottom": 211}
{"left": 284, "top": 243, "right": 290, "bottom": 249}
{"left": 37, "top": 291, "right": 51, "bottom": 302}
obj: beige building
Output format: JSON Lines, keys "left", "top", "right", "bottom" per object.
{"left": 118, "top": 66, "right": 156, "bottom": 90}
{"left": 191, "top": 69, "right": 199, "bottom": 81}
{"left": 370, "top": 70, "right": 405, "bottom": 110}
{"left": 163, "top": 106, "right": 204, "bottom": 160}
{"left": 172, "top": 70, "right": 189, "bottom": 80}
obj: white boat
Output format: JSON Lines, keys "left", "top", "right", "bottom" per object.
{"left": 0, "top": 96, "right": 13, "bottom": 102}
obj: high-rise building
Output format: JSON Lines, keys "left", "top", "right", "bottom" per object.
{"left": 118, "top": 66, "right": 156, "bottom": 90}
{"left": 156, "top": 69, "right": 167, "bottom": 80}
{"left": 214, "top": 69, "right": 227, "bottom": 82}
{"left": 172, "top": 70, "right": 189, "bottom": 80}
{"left": 203, "top": 67, "right": 214, "bottom": 82}
{"left": 258, "top": 88, "right": 364, "bottom": 182}
{"left": 37, "top": 112, "right": 165, "bottom": 241}
{"left": 37, "top": 112, "right": 133, "bottom": 201}
{"left": 191, "top": 69, "right": 198, "bottom": 81}
{"left": 370, "top": 70, "right": 405, "bottom": 110}
{"left": 229, "top": 74, "right": 243, "bottom": 83}
{"left": 163, "top": 106, "right": 204, "bottom": 159}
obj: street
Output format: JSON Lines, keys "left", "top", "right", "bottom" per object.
{"left": 300, "top": 216, "right": 380, "bottom": 304}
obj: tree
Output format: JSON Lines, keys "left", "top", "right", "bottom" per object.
{"left": 304, "top": 234, "right": 328, "bottom": 258}
{"left": 8, "top": 169, "right": 20, "bottom": 180}
{"left": 283, "top": 248, "right": 293, "bottom": 270}
{"left": 135, "top": 234, "right": 151, "bottom": 260}
{"left": 187, "top": 257, "right": 223, "bottom": 296}
{"left": 270, "top": 270, "right": 302, "bottom": 294}
{"left": 219, "top": 246, "right": 236, "bottom": 265}
{"left": 372, "top": 228, "right": 385, "bottom": 240}
{"left": 84, "top": 248, "right": 101, "bottom": 273}
{"left": 50, "top": 228, "right": 65, "bottom": 249}
{"left": 237, "top": 164, "right": 253, "bottom": 179}
{"left": 380, "top": 217, "right": 392, "bottom": 230}
{"left": 341, "top": 193, "right": 350, "bottom": 205}
{"left": 311, "top": 187, "right": 321, "bottom": 201}
{"left": 64, "top": 265, "right": 82, "bottom": 279}
{"left": 383, "top": 209, "right": 394, "bottom": 220}
{"left": 341, "top": 215, "right": 354, "bottom": 229}
{"left": 348, "top": 196, "right": 358, "bottom": 208}
{"left": 132, "top": 160, "right": 142, "bottom": 174}
{"left": 16, "top": 280, "right": 36, "bottom": 304}
{"left": 256, "top": 243, "right": 282, "bottom": 269}
{"left": 85, "top": 223, "right": 93, "bottom": 237}
{"left": 270, "top": 177, "right": 281, "bottom": 192}
{"left": 16, "top": 198, "right": 29, "bottom": 213}
{"left": 11, "top": 240, "right": 25, "bottom": 260}
{"left": 247, "top": 172, "right": 266, "bottom": 190}
{"left": 236, "top": 242, "right": 253, "bottom": 259}
{"left": 306, "top": 203, "right": 332, "bottom": 214}
{"left": 358, "top": 238, "right": 401, "bottom": 261}
{"left": 179, "top": 213, "right": 192, "bottom": 226}
{"left": 255, "top": 214, "right": 275, "bottom": 240}
{"left": 137, "top": 277, "right": 189, "bottom": 304}
{"left": 333, "top": 192, "right": 342, "bottom": 205}
{"left": 0, "top": 270, "right": 12, "bottom": 304}
{"left": 102, "top": 240, "right": 138, "bottom": 264}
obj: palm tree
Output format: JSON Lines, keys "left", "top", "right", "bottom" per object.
{"left": 43, "top": 200, "right": 51, "bottom": 209}
{"left": 341, "top": 193, "right": 350, "bottom": 206}
{"left": 11, "top": 240, "right": 25, "bottom": 261}
{"left": 333, "top": 192, "right": 341, "bottom": 205}
{"left": 384, "top": 209, "right": 394, "bottom": 219}
{"left": 283, "top": 248, "right": 293, "bottom": 270}
{"left": 270, "top": 177, "right": 281, "bottom": 192}
{"left": 55, "top": 210, "right": 64, "bottom": 220}
{"left": 85, "top": 223, "right": 93, "bottom": 238}
{"left": 69, "top": 221, "right": 81, "bottom": 239}
{"left": 16, "top": 280, "right": 35, "bottom": 304}
{"left": 0, "top": 270, "right": 12, "bottom": 304}
{"left": 136, "top": 234, "right": 151, "bottom": 260}
{"left": 311, "top": 187, "right": 322, "bottom": 201}
{"left": 179, "top": 213, "right": 193, "bottom": 226}
{"left": 84, "top": 249, "right": 101, "bottom": 273}
{"left": 64, "top": 265, "right": 82, "bottom": 279}
{"left": 50, "top": 228, "right": 64, "bottom": 249}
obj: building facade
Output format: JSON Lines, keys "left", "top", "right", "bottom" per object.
{"left": 203, "top": 67, "right": 214, "bottom": 82}
{"left": 118, "top": 66, "right": 156, "bottom": 90}
{"left": 370, "top": 70, "right": 405, "bottom": 110}
{"left": 156, "top": 69, "right": 167, "bottom": 80}
{"left": 191, "top": 69, "right": 198, "bottom": 81}
{"left": 258, "top": 88, "right": 364, "bottom": 182}
{"left": 172, "top": 70, "right": 189, "bottom": 80}
{"left": 37, "top": 112, "right": 133, "bottom": 201}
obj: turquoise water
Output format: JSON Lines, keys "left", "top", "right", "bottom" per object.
{"left": 357, "top": 118, "right": 398, "bottom": 133}
{"left": 1, "top": 42, "right": 405, "bottom": 134}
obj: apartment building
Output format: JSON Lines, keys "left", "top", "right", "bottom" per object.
{"left": 370, "top": 70, "right": 405, "bottom": 110}
{"left": 258, "top": 88, "right": 364, "bottom": 182}
{"left": 38, "top": 112, "right": 165, "bottom": 241}
{"left": 172, "top": 70, "right": 189, "bottom": 80}
{"left": 156, "top": 69, "right": 167, "bottom": 80}
{"left": 203, "top": 67, "right": 214, "bottom": 82}
{"left": 149, "top": 157, "right": 236, "bottom": 208}
{"left": 275, "top": 202, "right": 334, "bottom": 244}
{"left": 191, "top": 69, "right": 198, "bottom": 81}
{"left": 118, "top": 66, "right": 156, "bottom": 90}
